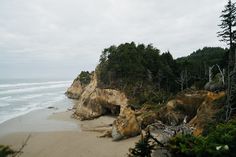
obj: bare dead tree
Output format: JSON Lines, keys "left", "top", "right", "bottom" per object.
{"left": 176, "top": 69, "right": 189, "bottom": 91}
{"left": 216, "top": 64, "right": 225, "bottom": 85}
{"left": 208, "top": 65, "right": 214, "bottom": 82}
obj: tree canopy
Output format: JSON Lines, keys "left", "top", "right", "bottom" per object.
{"left": 96, "top": 43, "right": 226, "bottom": 106}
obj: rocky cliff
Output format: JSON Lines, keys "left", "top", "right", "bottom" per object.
{"left": 65, "top": 76, "right": 84, "bottom": 99}
{"left": 67, "top": 74, "right": 128, "bottom": 119}
{"left": 66, "top": 74, "right": 225, "bottom": 140}
{"left": 66, "top": 73, "right": 142, "bottom": 140}
{"left": 155, "top": 90, "right": 225, "bottom": 135}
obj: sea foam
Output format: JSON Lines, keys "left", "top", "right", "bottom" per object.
{"left": 0, "top": 83, "right": 70, "bottom": 95}
{"left": 0, "top": 80, "right": 72, "bottom": 124}
{"left": 0, "top": 80, "right": 71, "bottom": 88}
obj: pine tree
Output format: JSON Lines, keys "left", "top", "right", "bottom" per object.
{"left": 218, "top": 0, "right": 236, "bottom": 121}
{"left": 218, "top": 0, "right": 236, "bottom": 49}
{"left": 128, "top": 131, "right": 155, "bottom": 157}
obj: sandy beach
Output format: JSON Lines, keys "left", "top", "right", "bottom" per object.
{"left": 0, "top": 108, "right": 139, "bottom": 157}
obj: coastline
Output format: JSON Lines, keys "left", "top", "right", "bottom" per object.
{"left": 0, "top": 107, "right": 139, "bottom": 157}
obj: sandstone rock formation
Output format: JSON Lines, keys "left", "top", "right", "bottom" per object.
{"left": 112, "top": 107, "right": 141, "bottom": 141}
{"left": 66, "top": 74, "right": 142, "bottom": 140}
{"left": 71, "top": 74, "right": 128, "bottom": 120}
{"left": 188, "top": 91, "right": 225, "bottom": 135}
{"left": 156, "top": 90, "right": 208, "bottom": 126}
{"left": 65, "top": 76, "right": 83, "bottom": 99}
{"left": 155, "top": 90, "right": 225, "bottom": 135}
{"left": 66, "top": 72, "right": 226, "bottom": 140}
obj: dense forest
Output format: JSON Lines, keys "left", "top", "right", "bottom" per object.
{"left": 94, "top": 43, "right": 227, "bottom": 107}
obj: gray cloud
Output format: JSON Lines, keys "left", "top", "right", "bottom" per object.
{"left": 0, "top": 0, "right": 228, "bottom": 79}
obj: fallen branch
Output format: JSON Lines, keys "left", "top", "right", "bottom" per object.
{"left": 12, "top": 134, "right": 31, "bottom": 157}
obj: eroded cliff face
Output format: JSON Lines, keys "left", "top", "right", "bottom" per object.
{"left": 156, "top": 91, "right": 208, "bottom": 126}
{"left": 188, "top": 91, "right": 225, "bottom": 135}
{"left": 66, "top": 74, "right": 141, "bottom": 140}
{"left": 69, "top": 74, "right": 128, "bottom": 120}
{"left": 112, "top": 107, "right": 141, "bottom": 141}
{"left": 65, "top": 76, "right": 83, "bottom": 99}
{"left": 66, "top": 74, "right": 226, "bottom": 140}
{"left": 155, "top": 90, "right": 225, "bottom": 135}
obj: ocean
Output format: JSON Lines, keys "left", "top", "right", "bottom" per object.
{"left": 0, "top": 79, "right": 73, "bottom": 124}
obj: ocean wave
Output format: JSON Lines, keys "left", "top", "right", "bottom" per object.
{"left": 40, "top": 95, "right": 66, "bottom": 107}
{"left": 0, "top": 106, "right": 42, "bottom": 124}
{"left": 0, "top": 94, "right": 67, "bottom": 124}
{"left": 5, "top": 92, "right": 63, "bottom": 102}
{"left": 0, "top": 80, "right": 71, "bottom": 88}
{"left": 19, "top": 94, "right": 48, "bottom": 100}
{"left": 0, "top": 96, "right": 12, "bottom": 100}
{"left": 0, "top": 102, "right": 11, "bottom": 107}
{"left": 0, "top": 83, "right": 70, "bottom": 95}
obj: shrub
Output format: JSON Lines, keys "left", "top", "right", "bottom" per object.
{"left": 0, "top": 145, "right": 15, "bottom": 157}
{"left": 79, "top": 71, "right": 91, "bottom": 86}
{"left": 168, "top": 119, "right": 236, "bottom": 157}
{"left": 128, "top": 130, "right": 158, "bottom": 157}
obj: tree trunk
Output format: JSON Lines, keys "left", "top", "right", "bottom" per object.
{"left": 216, "top": 64, "right": 225, "bottom": 85}
{"left": 208, "top": 65, "right": 214, "bottom": 82}
{"left": 226, "top": 49, "right": 236, "bottom": 121}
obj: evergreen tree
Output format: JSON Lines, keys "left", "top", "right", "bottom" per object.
{"left": 218, "top": 0, "right": 236, "bottom": 50}
{"left": 218, "top": 0, "right": 236, "bottom": 121}
{"left": 128, "top": 130, "right": 163, "bottom": 157}
{"left": 79, "top": 71, "right": 91, "bottom": 86}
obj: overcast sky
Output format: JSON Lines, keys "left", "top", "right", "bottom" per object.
{"left": 0, "top": 0, "right": 228, "bottom": 79}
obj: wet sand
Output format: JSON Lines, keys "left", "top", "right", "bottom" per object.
{"left": 0, "top": 108, "right": 139, "bottom": 157}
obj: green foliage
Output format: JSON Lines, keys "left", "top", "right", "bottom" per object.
{"left": 79, "top": 71, "right": 91, "bottom": 86}
{"left": 177, "top": 47, "right": 227, "bottom": 89}
{"left": 128, "top": 131, "right": 156, "bottom": 157}
{"left": 217, "top": 0, "right": 236, "bottom": 121}
{"left": 168, "top": 134, "right": 207, "bottom": 157}
{"left": 168, "top": 120, "right": 236, "bottom": 157}
{"left": 0, "top": 145, "right": 15, "bottom": 157}
{"left": 96, "top": 43, "right": 226, "bottom": 107}
{"left": 217, "top": 0, "right": 236, "bottom": 48}
{"left": 96, "top": 42, "right": 178, "bottom": 106}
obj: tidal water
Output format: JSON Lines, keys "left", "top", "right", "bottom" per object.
{"left": 0, "top": 79, "right": 72, "bottom": 124}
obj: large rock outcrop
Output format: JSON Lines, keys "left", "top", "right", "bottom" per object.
{"left": 155, "top": 90, "right": 225, "bottom": 135}
{"left": 66, "top": 72, "right": 226, "bottom": 140}
{"left": 188, "top": 91, "right": 225, "bottom": 135}
{"left": 67, "top": 74, "right": 142, "bottom": 140}
{"left": 71, "top": 74, "right": 128, "bottom": 120}
{"left": 156, "top": 90, "right": 208, "bottom": 126}
{"left": 65, "top": 76, "right": 83, "bottom": 99}
{"left": 112, "top": 107, "right": 141, "bottom": 141}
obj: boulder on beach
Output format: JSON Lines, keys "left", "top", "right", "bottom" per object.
{"left": 112, "top": 107, "right": 141, "bottom": 141}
